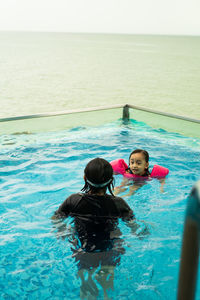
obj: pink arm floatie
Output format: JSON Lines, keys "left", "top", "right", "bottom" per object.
{"left": 150, "top": 164, "right": 169, "bottom": 178}
{"left": 110, "top": 159, "right": 128, "bottom": 175}
{"left": 110, "top": 159, "right": 169, "bottom": 179}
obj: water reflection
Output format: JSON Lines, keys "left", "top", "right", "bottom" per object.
{"left": 52, "top": 216, "right": 149, "bottom": 299}
{"left": 52, "top": 217, "right": 126, "bottom": 299}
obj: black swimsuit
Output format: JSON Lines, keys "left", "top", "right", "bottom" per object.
{"left": 55, "top": 193, "right": 134, "bottom": 252}
{"left": 54, "top": 193, "right": 134, "bottom": 269}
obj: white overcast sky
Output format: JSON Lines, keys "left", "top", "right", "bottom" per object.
{"left": 0, "top": 0, "right": 200, "bottom": 35}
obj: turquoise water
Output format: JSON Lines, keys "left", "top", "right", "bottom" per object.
{"left": 1, "top": 119, "right": 200, "bottom": 299}
{"left": 0, "top": 32, "right": 200, "bottom": 119}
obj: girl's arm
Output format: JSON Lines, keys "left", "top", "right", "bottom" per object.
{"left": 114, "top": 177, "right": 129, "bottom": 195}
{"left": 158, "top": 178, "right": 166, "bottom": 193}
{"left": 122, "top": 181, "right": 147, "bottom": 197}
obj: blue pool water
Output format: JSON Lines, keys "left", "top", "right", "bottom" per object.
{"left": 0, "top": 119, "right": 200, "bottom": 300}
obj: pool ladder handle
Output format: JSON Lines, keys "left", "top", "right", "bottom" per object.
{"left": 177, "top": 181, "right": 200, "bottom": 300}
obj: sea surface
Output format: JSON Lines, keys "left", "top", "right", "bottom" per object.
{"left": 0, "top": 31, "right": 200, "bottom": 119}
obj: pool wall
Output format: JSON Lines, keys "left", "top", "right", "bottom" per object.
{"left": 1, "top": 104, "right": 200, "bottom": 138}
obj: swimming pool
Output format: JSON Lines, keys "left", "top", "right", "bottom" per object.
{"left": 1, "top": 119, "right": 200, "bottom": 299}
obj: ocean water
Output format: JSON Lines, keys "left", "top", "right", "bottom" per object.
{"left": 0, "top": 31, "right": 200, "bottom": 119}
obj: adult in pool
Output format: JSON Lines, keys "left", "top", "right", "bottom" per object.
{"left": 52, "top": 157, "right": 149, "bottom": 299}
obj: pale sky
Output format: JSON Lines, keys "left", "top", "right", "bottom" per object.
{"left": 0, "top": 0, "right": 200, "bottom": 36}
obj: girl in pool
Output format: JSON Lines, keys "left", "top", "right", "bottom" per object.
{"left": 111, "top": 149, "right": 169, "bottom": 196}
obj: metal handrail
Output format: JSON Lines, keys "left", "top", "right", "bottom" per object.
{"left": 178, "top": 180, "right": 200, "bottom": 300}
{"left": 127, "top": 104, "right": 200, "bottom": 124}
{"left": 0, "top": 103, "right": 199, "bottom": 124}
{"left": 0, "top": 104, "right": 124, "bottom": 122}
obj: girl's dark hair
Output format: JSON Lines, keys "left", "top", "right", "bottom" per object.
{"left": 129, "top": 149, "right": 149, "bottom": 163}
{"left": 129, "top": 149, "right": 150, "bottom": 176}
{"left": 81, "top": 158, "right": 114, "bottom": 195}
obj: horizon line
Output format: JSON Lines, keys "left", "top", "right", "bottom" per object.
{"left": 0, "top": 29, "right": 200, "bottom": 38}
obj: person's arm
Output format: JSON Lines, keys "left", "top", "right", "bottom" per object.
{"left": 117, "top": 197, "right": 151, "bottom": 238}
{"left": 51, "top": 195, "right": 73, "bottom": 239}
{"left": 51, "top": 216, "right": 68, "bottom": 240}
{"left": 123, "top": 181, "right": 147, "bottom": 197}
{"left": 126, "top": 218, "right": 151, "bottom": 239}
{"left": 114, "top": 177, "right": 129, "bottom": 195}
{"left": 158, "top": 178, "right": 166, "bottom": 193}
{"left": 52, "top": 195, "right": 72, "bottom": 219}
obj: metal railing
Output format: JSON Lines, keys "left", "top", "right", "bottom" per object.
{"left": 0, "top": 104, "right": 200, "bottom": 124}
{"left": 178, "top": 180, "right": 200, "bottom": 300}
{"left": 125, "top": 104, "right": 200, "bottom": 124}
{"left": 0, "top": 104, "right": 123, "bottom": 122}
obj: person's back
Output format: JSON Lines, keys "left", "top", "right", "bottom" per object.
{"left": 53, "top": 157, "right": 134, "bottom": 251}
{"left": 52, "top": 157, "right": 148, "bottom": 299}
{"left": 55, "top": 190, "right": 133, "bottom": 251}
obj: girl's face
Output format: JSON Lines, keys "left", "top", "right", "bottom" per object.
{"left": 129, "top": 153, "right": 149, "bottom": 176}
